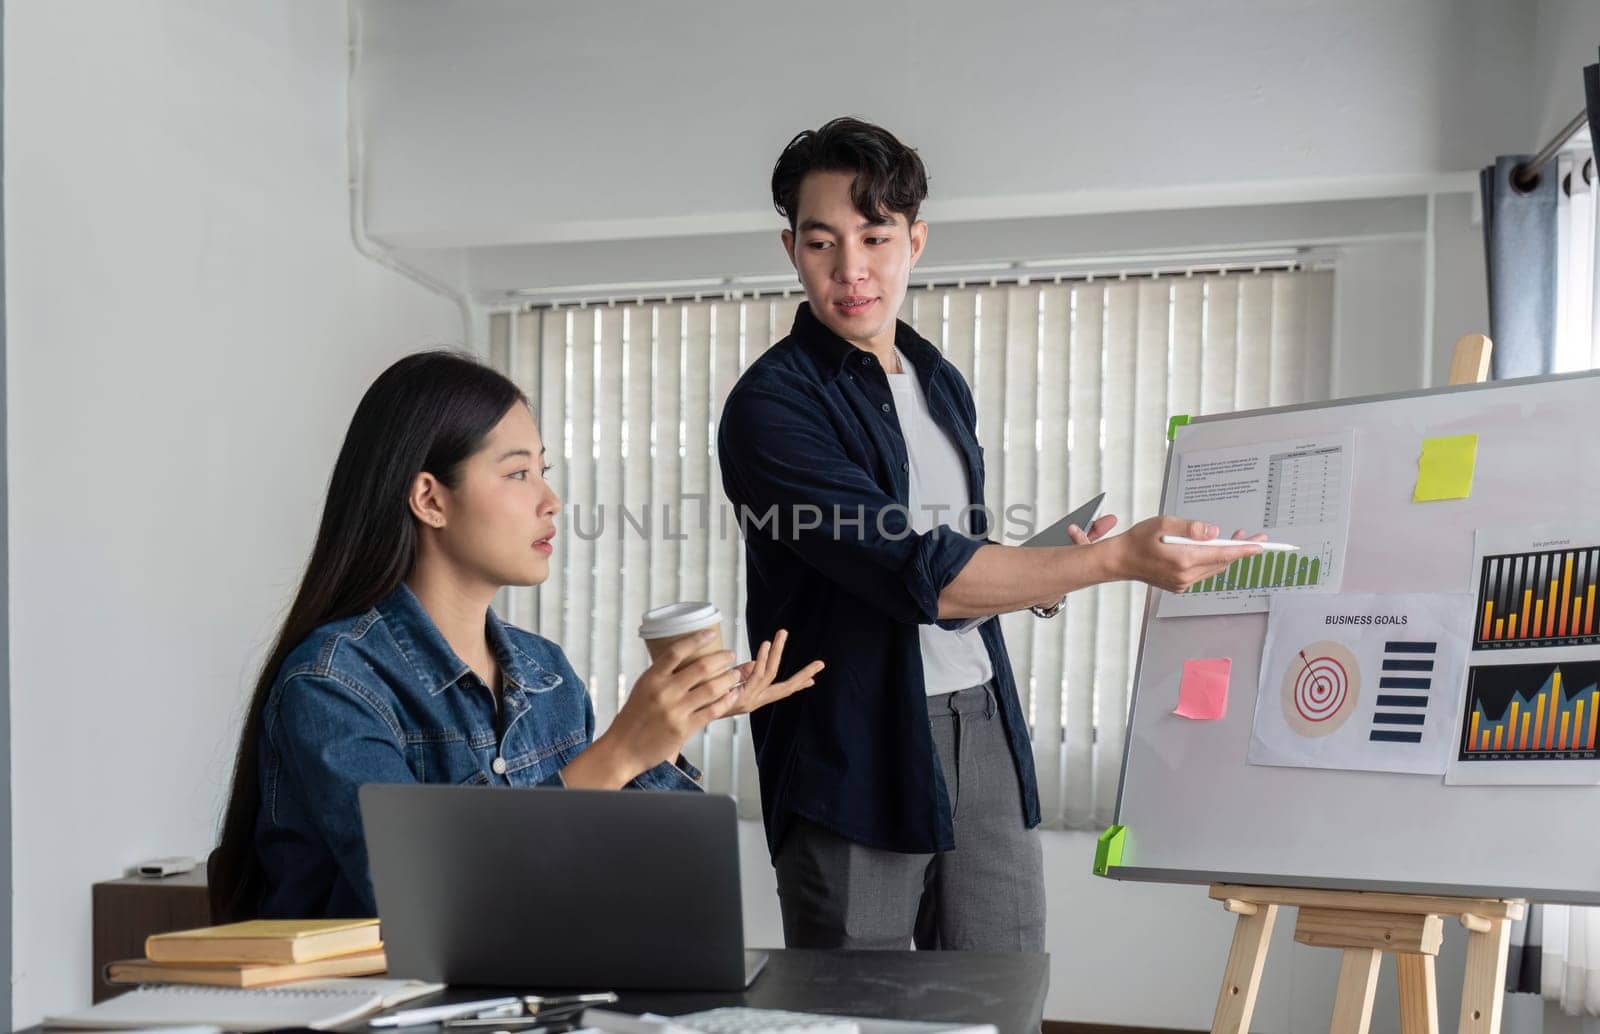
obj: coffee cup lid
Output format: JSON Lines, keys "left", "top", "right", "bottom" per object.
{"left": 638, "top": 601, "right": 722, "bottom": 639}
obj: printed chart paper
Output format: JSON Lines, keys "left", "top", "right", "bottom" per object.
{"left": 1158, "top": 432, "right": 1355, "bottom": 617}
{"left": 1250, "top": 593, "right": 1473, "bottom": 774}
{"left": 1447, "top": 523, "right": 1600, "bottom": 785}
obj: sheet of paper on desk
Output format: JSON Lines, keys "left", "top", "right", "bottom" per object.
{"left": 579, "top": 1008, "right": 999, "bottom": 1034}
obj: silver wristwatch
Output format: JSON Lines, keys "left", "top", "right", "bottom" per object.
{"left": 1030, "top": 597, "right": 1067, "bottom": 619}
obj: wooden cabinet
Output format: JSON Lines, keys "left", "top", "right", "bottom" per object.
{"left": 91, "top": 869, "right": 210, "bottom": 1002}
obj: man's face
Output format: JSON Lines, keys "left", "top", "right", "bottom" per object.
{"left": 782, "top": 169, "right": 927, "bottom": 352}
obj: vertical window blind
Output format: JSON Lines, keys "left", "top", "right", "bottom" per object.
{"left": 491, "top": 266, "right": 1334, "bottom": 830}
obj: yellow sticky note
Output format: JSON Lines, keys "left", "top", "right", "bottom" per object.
{"left": 1414, "top": 434, "right": 1478, "bottom": 502}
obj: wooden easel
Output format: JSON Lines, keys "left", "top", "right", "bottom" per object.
{"left": 1206, "top": 334, "right": 1521, "bottom": 1034}
{"left": 1207, "top": 883, "right": 1525, "bottom": 1034}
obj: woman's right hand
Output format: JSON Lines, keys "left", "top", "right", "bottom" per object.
{"left": 599, "top": 628, "right": 740, "bottom": 776}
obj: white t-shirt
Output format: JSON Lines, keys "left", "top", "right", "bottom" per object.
{"left": 887, "top": 349, "right": 995, "bottom": 696}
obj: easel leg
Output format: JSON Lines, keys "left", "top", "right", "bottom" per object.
{"left": 1330, "top": 948, "right": 1383, "bottom": 1034}
{"left": 1211, "top": 902, "right": 1278, "bottom": 1034}
{"left": 1397, "top": 954, "right": 1440, "bottom": 1034}
{"left": 1458, "top": 917, "right": 1512, "bottom": 1034}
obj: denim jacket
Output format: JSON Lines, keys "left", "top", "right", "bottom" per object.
{"left": 253, "top": 582, "right": 699, "bottom": 918}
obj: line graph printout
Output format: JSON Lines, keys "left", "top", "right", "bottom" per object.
{"left": 1249, "top": 593, "right": 1473, "bottom": 774}
{"left": 1445, "top": 654, "right": 1600, "bottom": 785}
{"left": 1158, "top": 432, "right": 1355, "bottom": 618}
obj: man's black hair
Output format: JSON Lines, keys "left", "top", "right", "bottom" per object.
{"left": 771, "top": 117, "right": 928, "bottom": 231}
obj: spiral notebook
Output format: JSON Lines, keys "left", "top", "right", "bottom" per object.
{"left": 43, "top": 976, "right": 443, "bottom": 1030}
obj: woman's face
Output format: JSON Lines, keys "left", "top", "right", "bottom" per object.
{"left": 429, "top": 403, "right": 562, "bottom": 589}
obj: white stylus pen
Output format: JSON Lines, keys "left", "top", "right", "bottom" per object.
{"left": 370, "top": 997, "right": 523, "bottom": 1028}
{"left": 1160, "top": 535, "right": 1300, "bottom": 552}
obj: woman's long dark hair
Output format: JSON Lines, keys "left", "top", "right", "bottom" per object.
{"left": 210, "top": 350, "right": 527, "bottom": 921}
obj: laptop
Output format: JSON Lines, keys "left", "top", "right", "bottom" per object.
{"left": 360, "top": 784, "right": 768, "bottom": 991}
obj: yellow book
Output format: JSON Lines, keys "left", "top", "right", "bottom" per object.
{"left": 107, "top": 947, "right": 387, "bottom": 988}
{"left": 145, "top": 919, "right": 381, "bottom": 965}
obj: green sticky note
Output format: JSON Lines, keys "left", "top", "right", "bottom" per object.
{"left": 1413, "top": 433, "right": 1479, "bottom": 502}
{"left": 1167, "top": 414, "right": 1191, "bottom": 441}
{"left": 1093, "top": 824, "right": 1126, "bottom": 876}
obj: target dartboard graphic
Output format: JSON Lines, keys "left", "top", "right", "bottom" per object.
{"left": 1281, "top": 640, "right": 1362, "bottom": 737}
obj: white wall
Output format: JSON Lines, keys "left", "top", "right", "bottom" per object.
{"left": 1531, "top": 0, "right": 1600, "bottom": 143}
{"left": 355, "top": 0, "right": 1533, "bottom": 249}
{"left": 4, "top": 2, "right": 464, "bottom": 1026}
{"left": 469, "top": 196, "right": 1432, "bottom": 299}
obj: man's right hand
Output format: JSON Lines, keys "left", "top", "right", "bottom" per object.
{"left": 1103, "top": 516, "right": 1265, "bottom": 593}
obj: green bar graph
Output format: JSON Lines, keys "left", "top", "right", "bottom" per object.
{"left": 1184, "top": 547, "right": 1328, "bottom": 595}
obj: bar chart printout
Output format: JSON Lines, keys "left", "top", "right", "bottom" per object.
{"left": 1457, "top": 661, "right": 1600, "bottom": 761}
{"left": 1475, "top": 544, "right": 1600, "bottom": 650}
{"left": 1188, "top": 545, "right": 1329, "bottom": 594}
{"left": 1452, "top": 527, "right": 1600, "bottom": 785}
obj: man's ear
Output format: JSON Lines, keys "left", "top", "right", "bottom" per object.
{"left": 409, "top": 471, "right": 448, "bottom": 530}
{"left": 909, "top": 219, "right": 929, "bottom": 269}
{"left": 781, "top": 228, "right": 797, "bottom": 271}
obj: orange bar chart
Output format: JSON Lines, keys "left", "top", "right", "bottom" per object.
{"left": 1475, "top": 546, "right": 1600, "bottom": 650}
{"left": 1459, "top": 661, "right": 1600, "bottom": 762}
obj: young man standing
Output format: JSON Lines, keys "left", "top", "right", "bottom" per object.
{"left": 717, "top": 118, "right": 1260, "bottom": 952}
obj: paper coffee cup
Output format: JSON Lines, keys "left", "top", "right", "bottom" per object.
{"left": 639, "top": 602, "right": 725, "bottom": 669}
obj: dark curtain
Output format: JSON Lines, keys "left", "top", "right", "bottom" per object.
{"left": 1480, "top": 155, "right": 1559, "bottom": 379}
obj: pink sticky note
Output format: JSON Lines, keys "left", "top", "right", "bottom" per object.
{"left": 1175, "top": 658, "right": 1231, "bottom": 720}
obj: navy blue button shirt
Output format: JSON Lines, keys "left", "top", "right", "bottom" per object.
{"left": 717, "top": 302, "right": 1041, "bottom": 858}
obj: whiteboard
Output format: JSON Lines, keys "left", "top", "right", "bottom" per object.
{"left": 1109, "top": 369, "right": 1600, "bottom": 904}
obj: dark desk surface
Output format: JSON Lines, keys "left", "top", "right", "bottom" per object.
{"left": 373, "top": 949, "right": 1047, "bottom": 1034}
{"left": 599, "top": 950, "right": 1046, "bottom": 1034}
{"left": 24, "top": 949, "right": 1048, "bottom": 1034}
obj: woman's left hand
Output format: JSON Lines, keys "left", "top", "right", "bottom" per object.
{"left": 716, "top": 629, "right": 824, "bottom": 718}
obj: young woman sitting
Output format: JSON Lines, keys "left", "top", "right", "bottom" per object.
{"left": 209, "top": 351, "right": 822, "bottom": 920}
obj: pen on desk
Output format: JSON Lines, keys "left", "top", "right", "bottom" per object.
{"left": 440, "top": 992, "right": 616, "bottom": 1029}
{"left": 525, "top": 993, "right": 619, "bottom": 1013}
{"left": 443, "top": 1018, "right": 561, "bottom": 1031}
{"left": 369, "top": 996, "right": 524, "bottom": 1028}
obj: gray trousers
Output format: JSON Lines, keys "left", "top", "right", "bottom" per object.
{"left": 773, "top": 682, "right": 1046, "bottom": 952}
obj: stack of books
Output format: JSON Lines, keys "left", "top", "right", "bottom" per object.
{"left": 106, "top": 918, "right": 385, "bottom": 988}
